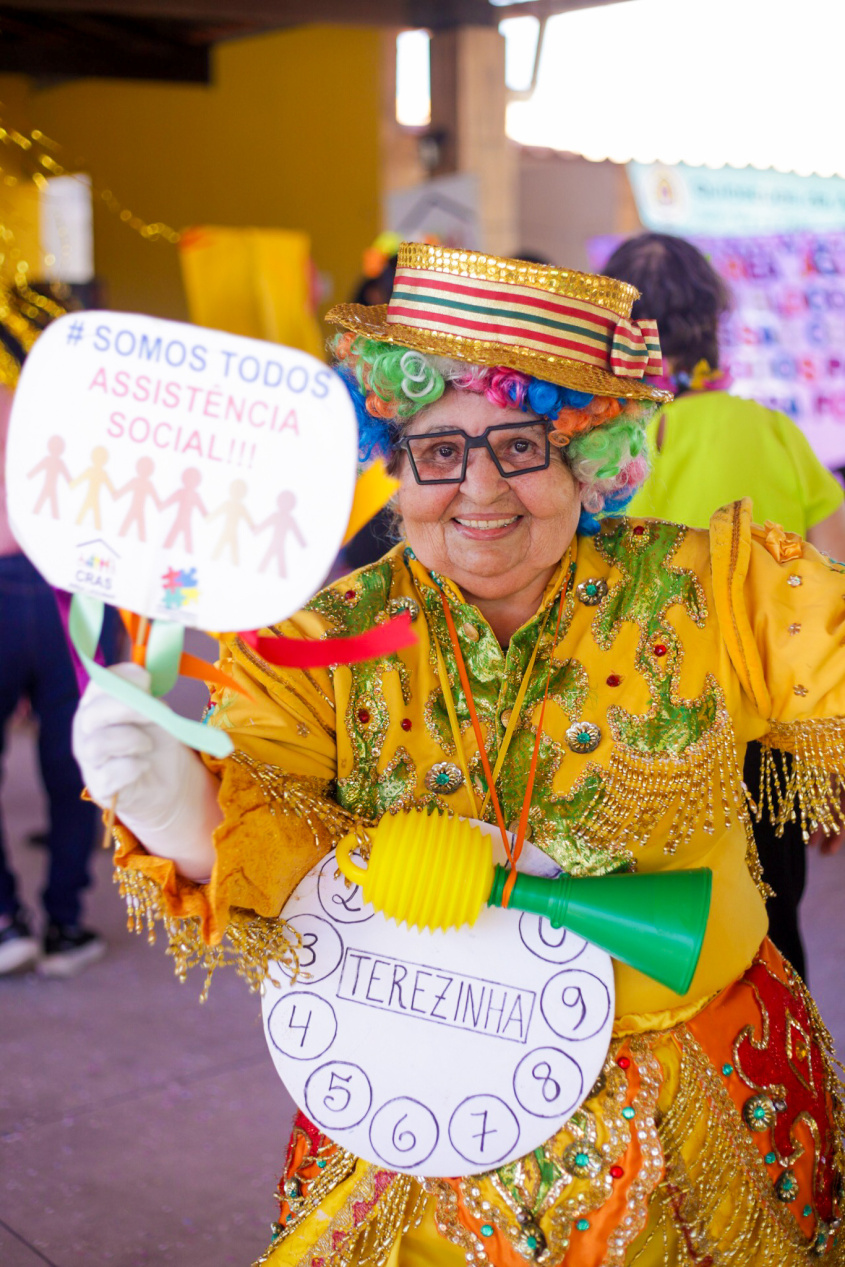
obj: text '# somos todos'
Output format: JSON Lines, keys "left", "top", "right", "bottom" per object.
{"left": 86, "top": 322, "right": 335, "bottom": 470}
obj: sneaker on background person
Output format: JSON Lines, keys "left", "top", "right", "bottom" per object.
{"left": 38, "top": 923, "right": 106, "bottom": 978}
{"left": 0, "top": 911, "right": 40, "bottom": 974}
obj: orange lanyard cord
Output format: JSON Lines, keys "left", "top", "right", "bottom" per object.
{"left": 439, "top": 593, "right": 515, "bottom": 869}
{"left": 502, "top": 562, "right": 573, "bottom": 904}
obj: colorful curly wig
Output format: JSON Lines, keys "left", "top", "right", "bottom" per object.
{"left": 332, "top": 332, "right": 656, "bottom": 535}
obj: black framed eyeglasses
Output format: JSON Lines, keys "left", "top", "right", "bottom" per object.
{"left": 396, "top": 420, "right": 555, "bottom": 485}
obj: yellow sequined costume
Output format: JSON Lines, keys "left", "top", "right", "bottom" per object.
{"left": 113, "top": 500, "right": 845, "bottom": 1266}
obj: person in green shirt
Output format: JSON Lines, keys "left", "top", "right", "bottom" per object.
{"left": 604, "top": 231, "right": 845, "bottom": 977}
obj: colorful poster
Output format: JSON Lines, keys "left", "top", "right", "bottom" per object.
{"left": 6, "top": 311, "right": 358, "bottom": 632}
{"left": 590, "top": 230, "right": 845, "bottom": 472}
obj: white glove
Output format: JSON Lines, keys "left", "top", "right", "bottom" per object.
{"left": 72, "top": 663, "right": 221, "bottom": 882}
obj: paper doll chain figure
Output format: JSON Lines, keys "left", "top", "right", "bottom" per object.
{"left": 209, "top": 479, "right": 254, "bottom": 566}
{"left": 162, "top": 468, "right": 207, "bottom": 554}
{"left": 257, "top": 490, "right": 306, "bottom": 577}
{"left": 28, "top": 435, "right": 72, "bottom": 518}
{"left": 70, "top": 446, "right": 116, "bottom": 530}
{"left": 116, "top": 456, "right": 162, "bottom": 542}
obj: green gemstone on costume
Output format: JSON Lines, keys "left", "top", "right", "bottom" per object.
{"left": 576, "top": 1218, "right": 590, "bottom": 1231}
{"left": 480, "top": 1224, "right": 493, "bottom": 1237}
{"left": 565, "top": 720, "right": 601, "bottom": 754}
{"left": 722, "top": 1063, "right": 733, "bottom": 1076}
{"left": 576, "top": 577, "right": 608, "bottom": 606}
{"left": 563, "top": 1141, "right": 603, "bottom": 1177}
{"left": 622, "top": 1106, "right": 635, "bottom": 1119}
{"left": 317, "top": 1159, "right": 326, "bottom": 1168}
{"left": 765, "top": 1151, "right": 776, "bottom": 1165}
{"left": 424, "top": 761, "right": 464, "bottom": 794}
{"left": 743, "top": 1093, "right": 776, "bottom": 1132}
{"left": 775, "top": 1169, "right": 799, "bottom": 1201}
{"left": 803, "top": 1204, "right": 812, "bottom": 1217}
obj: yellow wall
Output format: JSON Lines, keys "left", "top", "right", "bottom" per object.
{"left": 0, "top": 25, "right": 382, "bottom": 324}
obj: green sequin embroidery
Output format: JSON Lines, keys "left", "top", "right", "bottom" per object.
{"left": 594, "top": 521, "right": 718, "bottom": 755}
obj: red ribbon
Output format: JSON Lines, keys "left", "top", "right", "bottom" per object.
{"left": 237, "top": 611, "right": 417, "bottom": 669}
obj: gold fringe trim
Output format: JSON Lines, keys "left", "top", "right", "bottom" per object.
{"left": 115, "top": 867, "right": 301, "bottom": 1002}
{"left": 649, "top": 1028, "right": 840, "bottom": 1265}
{"left": 231, "top": 752, "right": 365, "bottom": 840}
{"left": 254, "top": 1147, "right": 360, "bottom": 1263}
{"left": 255, "top": 1170, "right": 427, "bottom": 1267}
{"left": 790, "top": 963, "right": 845, "bottom": 1185}
{"left": 112, "top": 762, "right": 367, "bottom": 1000}
{"left": 758, "top": 719, "right": 845, "bottom": 842}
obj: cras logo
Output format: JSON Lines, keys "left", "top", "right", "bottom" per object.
{"left": 75, "top": 538, "right": 120, "bottom": 594}
{"left": 160, "top": 565, "right": 199, "bottom": 612}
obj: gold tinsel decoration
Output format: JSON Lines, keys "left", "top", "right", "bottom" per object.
{"left": 0, "top": 113, "right": 182, "bottom": 388}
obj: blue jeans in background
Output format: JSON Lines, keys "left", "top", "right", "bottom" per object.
{"left": 0, "top": 553, "right": 98, "bottom": 927}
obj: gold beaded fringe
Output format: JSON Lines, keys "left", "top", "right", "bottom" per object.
{"left": 757, "top": 719, "right": 845, "bottom": 843}
{"left": 111, "top": 760, "right": 365, "bottom": 1001}
{"left": 254, "top": 1173, "right": 427, "bottom": 1267}
{"left": 578, "top": 714, "right": 767, "bottom": 894}
{"left": 643, "top": 1028, "right": 845, "bottom": 1266}
{"left": 115, "top": 867, "right": 301, "bottom": 1002}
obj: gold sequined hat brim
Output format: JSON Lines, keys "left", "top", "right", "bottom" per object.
{"left": 326, "top": 302, "right": 671, "bottom": 403}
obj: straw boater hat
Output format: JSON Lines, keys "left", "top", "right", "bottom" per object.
{"left": 327, "top": 242, "right": 670, "bottom": 404}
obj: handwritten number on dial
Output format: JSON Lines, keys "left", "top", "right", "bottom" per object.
{"left": 540, "top": 969, "right": 610, "bottom": 1041}
{"left": 532, "top": 1060, "right": 561, "bottom": 1102}
{"left": 304, "top": 1061, "right": 372, "bottom": 1130}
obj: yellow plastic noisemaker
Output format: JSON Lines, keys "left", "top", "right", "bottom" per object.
{"left": 335, "top": 810, "right": 713, "bottom": 996}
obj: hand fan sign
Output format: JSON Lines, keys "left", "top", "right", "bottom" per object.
{"left": 6, "top": 311, "right": 410, "bottom": 754}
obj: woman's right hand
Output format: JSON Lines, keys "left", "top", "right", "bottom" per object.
{"left": 72, "top": 663, "right": 222, "bottom": 881}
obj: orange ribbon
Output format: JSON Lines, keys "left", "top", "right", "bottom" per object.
{"left": 763, "top": 519, "right": 804, "bottom": 563}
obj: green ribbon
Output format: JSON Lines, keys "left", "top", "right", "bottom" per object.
{"left": 69, "top": 593, "right": 233, "bottom": 759}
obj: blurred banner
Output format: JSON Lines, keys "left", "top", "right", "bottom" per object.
{"left": 179, "top": 226, "right": 322, "bottom": 359}
{"left": 591, "top": 231, "right": 845, "bottom": 472}
{"left": 628, "top": 163, "right": 845, "bottom": 237}
{"left": 386, "top": 173, "right": 481, "bottom": 249}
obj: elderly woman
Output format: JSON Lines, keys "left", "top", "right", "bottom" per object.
{"left": 74, "top": 245, "right": 845, "bottom": 1267}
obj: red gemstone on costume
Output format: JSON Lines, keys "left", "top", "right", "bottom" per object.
{"left": 610, "top": 1165, "right": 624, "bottom": 1179}
{"left": 653, "top": 644, "right": 667, "bottom": 657}
{"left": 357, "top": 709, "right": 370, "bottom": 723}
{"left": 617, "top": 1056, "right": 631, "bottom": 1069}
{"left": 401, "top": 719, "right": 412, "bottom": 731}
{"left": 633, "top": 526, "right": 645, "bottom": 536}
{"left": 344, "top": 589, "right": 357, "bottom": 601}
{"left": 606, "top": 674, "right": 622, "bottom": 687}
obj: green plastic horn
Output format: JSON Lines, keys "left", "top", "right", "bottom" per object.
{"left": 488, "top": 866, "right": 711, "bottom": 996}
{"left": 335, "top": 811, "right": 712, "bottom": 996}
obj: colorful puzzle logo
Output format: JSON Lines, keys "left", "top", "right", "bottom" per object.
{"left": 161, "top": 565, "right": 199, "bottom": 610}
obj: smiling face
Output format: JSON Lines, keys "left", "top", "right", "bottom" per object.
{"left": 395, "top": 389, "right": 582, "bottom": 612}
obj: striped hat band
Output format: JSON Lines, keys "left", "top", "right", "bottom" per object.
{"left": 386, "top": 266, "right": 662, "bottom": 381}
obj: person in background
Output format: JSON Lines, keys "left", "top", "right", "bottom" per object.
{"left": 604, "top": 231, "right": 845, "bottom": 978}
{"left": 0, "top": 383, "right": 105, "bottom": 977}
